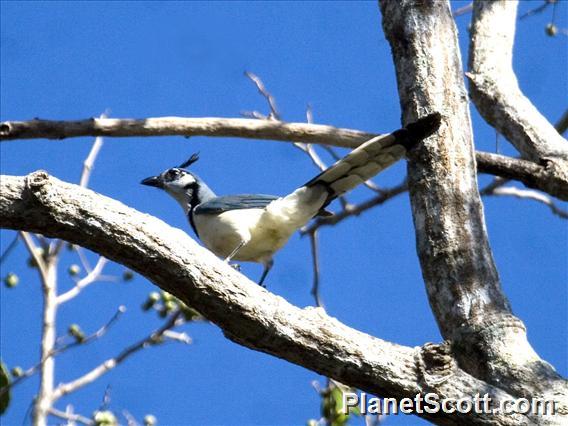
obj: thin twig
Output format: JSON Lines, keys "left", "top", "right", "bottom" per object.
{"left": 122, "top": 410, "right": 138, "bottom": 426}
{"left": 32, "top": 239, "right": 57, "bottom": 425}
{"left": 484, "top": 186, "right": 568, "bottom": 219}
{"left": 48, "top": 407, "right": 92, "bottom": 426}
{"left": 162, "top": 330, "right": 193, "bottom": 344}
{"left": 80, "top": 121, "right": 106, "bottom": 188}
{"left": 0, "top": 307, "right": 126, "bottom": 398}
{"left": 51, "top": 312, "right": 185, "bottom": 401}
{"left": 20, "top": 232, "right": 48, "bottom": 283}
{"left": 0, "top": 232, "right": 19, "bottom": 264}
{"left": 519, "top": 0, "right": 556, "bottom": 20}
{"left": 453, "top": 2, "right": 473, "bottom": 17}
{"left": 50, "top": 239, "right": 65, "bottom": 259}
{"left": 240, "top": 110, "right": 268, "bottom": 120}
{"left": 36, "top": 235, "right": 50, "bottom": 252}
{"left": 308, "top": 230, "right": 323, "bottom": 308}
{"left": 57, "top": 257, "right": 109, "bottom": 304}
{"left": 65, "top": 404, "right": 80, "bottom": 426}
{"left": 479, "top": 177, "right": 510, "bottom": 195}
{"left": 244, "top": 73, "right": 354, "bottom": 209}
{"left": 74, "top": 246, "right": 93, "bottom": 273}
{"left": 57, "top": 306, "right": 126, "bottom": 353}
{"left": 301, "top": 181, "right": 409, "bottom": 235}
{"left": 244, "top": 71, "right": 281, "bottom": 120}
{"left": 293, "top": 140, "right": 329, "bottom": 172}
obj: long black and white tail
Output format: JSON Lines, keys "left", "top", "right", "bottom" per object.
{"left": 303, "top": 112, "right": 442, "bottom": 207}
{"left": 265, "top": 113, "right": 442, "bottom": 230}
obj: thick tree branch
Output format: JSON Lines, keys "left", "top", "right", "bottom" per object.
{"left": 0, "top": 116, "right": 377, "bottom": 149}
{"left": 476, "top": 151, "right": 568, "bottom": 201}
{"left": 1, "top": 116, "right": 566, "bottom": 200}
{"left": 1, "top": 171, "right": 551, "bottom": 425}
{"left": 380, "top": 0, "right": 506, "bottom": 342}
{"left": 379, "top": 0, "right": 566, "bottom": 408}
{"left": 468, "top": 0, "right": 568, "bottom": 163}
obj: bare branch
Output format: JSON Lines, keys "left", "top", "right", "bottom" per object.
{"left": 63, "top": 306, "right": 126, "bottom": 348}
{"left": 244, "top": 71, "right": 281, "bottom": 120}
{"left": 293, "top": 107, "right": 351, "bottom": 210}
{"left": 519, "top": 0, "right": 557, "bottom": 20}
{"left": 57, "top": 257, "right": 109, "bottom": 304}
{"left": 0, "top": 232, "right": 19, "bottom": 264}
{"left": 0, "top": 306, "right": 125, "bottom": 398}
{"left": 161, "top": 330, "right": 192, "bottom": 344}
{"left": 484, "top": 185, "right": 568, "bottom": 219}
{"left": 31, "top": 244, "right": 57, "bottom": 425}
{"left": 80, "top": 135, "right": 105, "bottom": 188}
{"left": 308, "top": 230, "right": 323, "bottom": 308}
{"left": 243, "top": 74, "right": 351, "bottom": 209}
{"left": 0, "top": 116, "right": 381, "bottom": 147}
{"left": 453, "top": 2, "right": 473, "bottom": 17}
{"left": 74, "top": 246, "right": 93, "bottom": 273}
{"left": 52, "top": 312, "right": 183, "bottom": 401}
{"left": 468, "top": 1, "right": 568, "bottom": 162}
{"left": 48, "top": 407, "right": 92, "bottom": 425}
{"left": 301, "top": 181, "right": 408, "bottom": 235}
{"left": 476, "top": 151, "right": 568, "bottom": 201}
{"left": 1, "top": 171, "right": 555, "bottom": 424}
{"left": 20, "top": 232, "right": 48, "bottom": 281}
{"left": 2, "top": 116, "right": 564, "bottom": 200}
{"left": 379, "top": 0, "right": 566, "bottom": 405}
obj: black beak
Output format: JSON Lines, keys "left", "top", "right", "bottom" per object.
{"left": 140, "top": 176, "right": 163, "bottom": 188}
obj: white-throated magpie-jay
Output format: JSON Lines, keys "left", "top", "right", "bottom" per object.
{"left": 141, "top": 113, "right": 441, "bottom": 285}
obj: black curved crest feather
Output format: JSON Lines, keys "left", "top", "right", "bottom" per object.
{"left": 179, "top": 153, "right": 200, "bottom": 169}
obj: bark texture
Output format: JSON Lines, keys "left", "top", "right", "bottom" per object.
{"left": 1, "top": 171, "right": 543, "bottom": 425}
{"left": 1, "top": 117, "right": 565, "bottom": 200}
{"left": 1, "top": 1, "right": 566, "bottom": 424}
{"left": 476, "top": 151, "right": 568, "bottom": 201}
{"left": 468, "top": 0, "right": 568, "bottom": 163}
{"left": 0, "top": 116, "right": 377, "bottom": 149}
{"left": 379, "top": 0, "right": 566, "bottom": 414}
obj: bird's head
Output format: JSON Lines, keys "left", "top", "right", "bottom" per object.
{"left": 141, "top": 153, "right": 213, "bottom": 211}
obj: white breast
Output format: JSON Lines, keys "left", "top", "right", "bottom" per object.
{"left": 192, "top": 186, "right": 327, "bottom": 263}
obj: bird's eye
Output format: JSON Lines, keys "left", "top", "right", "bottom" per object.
{"left": 166, "top": 169, "right": 181, "bottom": 180}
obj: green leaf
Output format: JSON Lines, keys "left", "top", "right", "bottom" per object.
{"left": 0, "top": 361, "right": 11, "bottom": 415}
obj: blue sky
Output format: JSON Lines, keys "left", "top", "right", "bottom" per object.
{"left": 1, "top": 1, "right": 566, "bottom": 425}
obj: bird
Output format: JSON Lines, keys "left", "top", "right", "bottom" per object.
{"left": 141, "top": 113, "right": 441, "bottom": 286}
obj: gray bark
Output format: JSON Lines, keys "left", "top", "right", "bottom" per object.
{"left": 468, "top": 0, "right": 568, "bottom": 163}
{"left": 0, "top": 171, "right": 555, "bottom": 425}
{"left": 379, "top": 0, "right": 566, "bottom": 416}
{"left": 1, "top": 118, "right": 565, "bottom": 200}
{"left": 1, "top": 1, "right": 566, "bottom": 424}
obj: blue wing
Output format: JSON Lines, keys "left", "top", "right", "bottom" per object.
{"left": 194, "top": 194, "right": 280, "bottom": 214}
